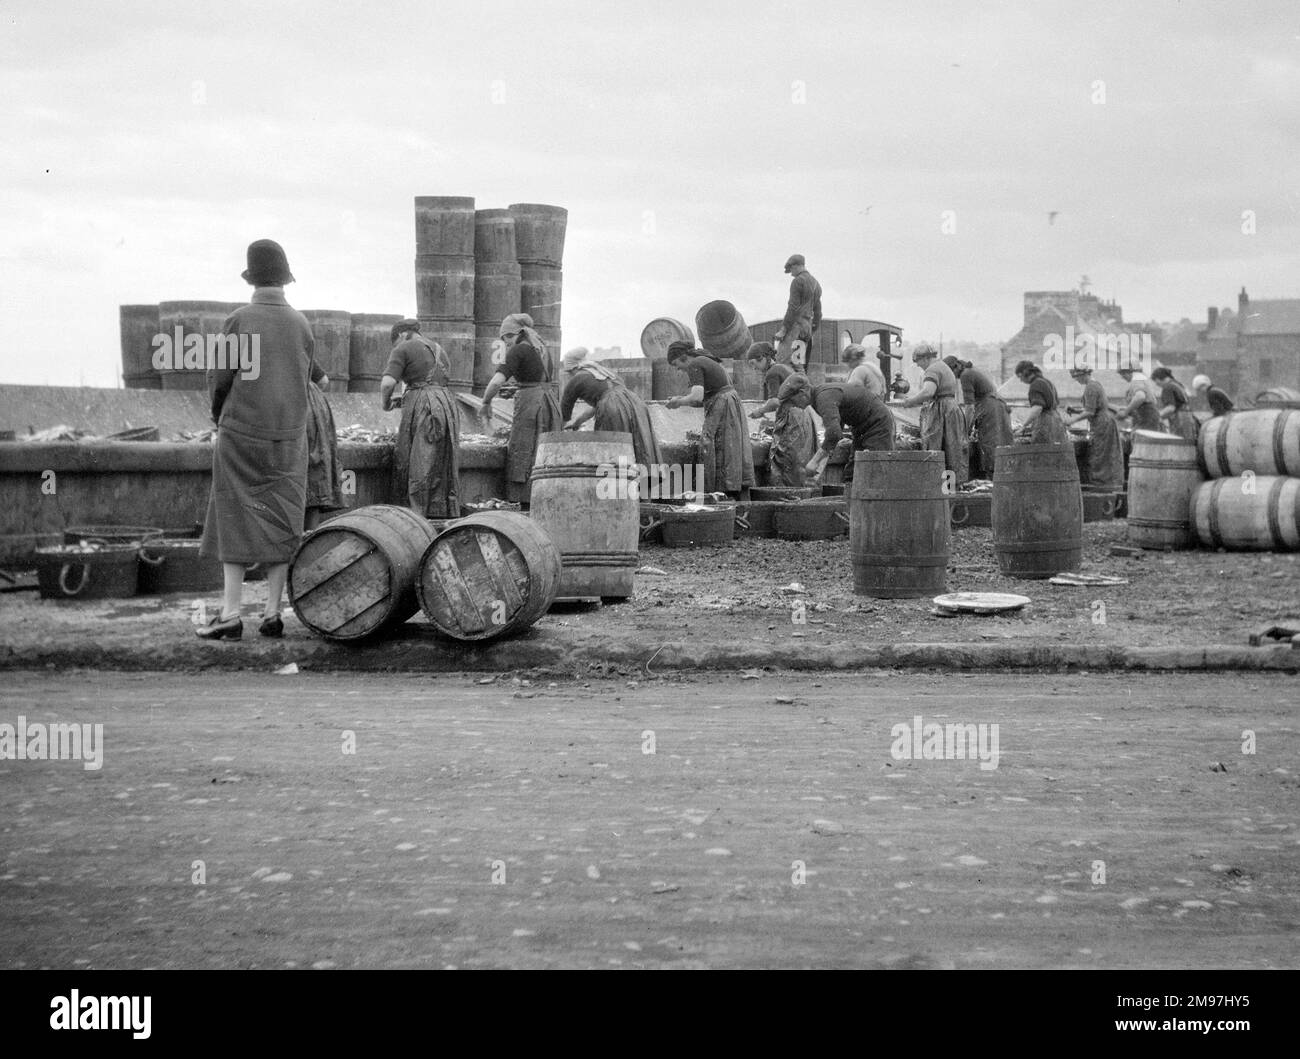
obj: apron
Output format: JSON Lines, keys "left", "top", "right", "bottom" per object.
{"left": 701, "top": 385, "right": 756, "bottom": 493}
{"left": 394, "top": 381, "right": 462, "bottom": 518}
{"left": 509, "top": 382, "right": 562, "bottom": 504}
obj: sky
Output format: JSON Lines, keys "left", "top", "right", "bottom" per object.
{"left": 1, "top": 0, "right": 1298, "bottom": 386}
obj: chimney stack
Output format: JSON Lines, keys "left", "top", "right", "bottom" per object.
{"left": 1239, "top": 287, "right": 1248, "bottom": 315}
{"left": 1207, "top": 306, "right": 1218, "bottom": 332}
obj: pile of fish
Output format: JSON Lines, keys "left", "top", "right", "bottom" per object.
{"left": 960, "top": 479, "right": 995, "bottom": 493}
{"left": 17, "top": 424, "right": 90, "bottom": 442}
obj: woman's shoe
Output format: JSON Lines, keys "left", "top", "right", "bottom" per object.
{"left": 259, "top": 614, "right": 284, "bottom": 638}
{"left": 196, "top": 613, "right": 242, "bottom": 640}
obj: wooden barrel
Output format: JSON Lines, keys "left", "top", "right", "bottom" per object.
{"left": 519, "top": 263, "right": 562, "bottom": 327}
{"left": 1255, "top": 386, "right": 1300, "bottom": 408}
{"left": 651, "top": 359, "right": 689, "bottom": 400}
{"left": 348, "top": 314, "right": 401, "bottom": 392}
{"left": 419, "top": 319, "right": 474, "bottom": 393}
{"left": 528, "top": 431, "right": 640, "bottom": 599}
{"left": 289, "top": 504, "right": 436, "bottom": 641}
{"left": 474, "top": 260, "right": 521, "bottom": 324}
{"left": 774, "top": 497, "right": 850, "bottom": 540}
{"left": 120, "top": 304, "right": 161, "bottom": 389}
{"left": 474, "top": 324, "right": 506, "bottom": 392}
{"left": 1199, "top": 409, "right": 1300, "bottom": 478}
{"left": 992, "top": 442, "right": 1083, "bottom": 577}
{"left": 415, "top": 255, "right": 475, "bottom": 320}
{"left": 414, "top": 196, "right": 476, "bottom": 257}
{"left": 597, "top": 358, "right": 652, "bottom": 400}
{"left": 695, "top": 301, "right": 752, "bottom": 360}
{"left": 301, "top": 309, "right": 351, "bottom": 387}
{"left": 851, "top": 451, "right": 950, "bottom": 597}
{"left": 1192, "top": 476, "right": 1300, "bottom": 551}
{"left": 640, "top": 317, "right": 695, "bottom": 359}
{"left": 508, "top": 203, "right": 567, "bottom": 266}
{"left": 474, "top": 208, "right": 517, "bottom": 264}
{"left": 534, "top": 326, "right": 561, "bottom": 378}
{"left": 1126, "top": 429, "right": 1203, "bottom": 549}
{"left": 417, "top": 511, "right": 561, "bottom": 640}
{"left": 156, "top": 300, "right": 243, "bottom": 390}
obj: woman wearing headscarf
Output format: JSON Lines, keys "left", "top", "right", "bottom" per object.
{"left": 787, "top": 375, "right": 894, "bottom": 483}
{"left": 665, "top": 340, "right": 755, "bottom": 498}
{"left": 1064, "top": 364, "right": 1124, "bottom": 491}
{"left": 304, "top": 369, "right": 344, "bottom": 531}
{"left": 746, "top": 368, "right": 817, "bottom": 486}
{"left": 1193, "top": 374, "right": 1234, "bottom": 418}
{"left": 560, "top": 347, "right": 662, "bottom": 476}
{"left": 900, "top": 343, "right": 968, "bottom": 486}
{"left": 1151, "top": 367, "right": 1199, "bottom": 442}
{"left": 1014, "top": 360, "right": 1069, "bottom": 444}
{"left": 944, "top": 355, "right": 1011, "bottom": 478}
{"left": 747, "top": 341, "right": 792, "bottom": 401}
{"left": 197, "top": 239, "right": 313, "bottom": 641}
{"left": 481, "top": 313, "right": 562, "bottom": 506}
{"left": 382, "top": 319, "right": 461, "bottom": 518}
{"left": 842, "top": 343, "right": 887, "bottom": 398}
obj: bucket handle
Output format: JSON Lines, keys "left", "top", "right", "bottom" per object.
{"left": 1102, "top": 495, "right": 1117, "bottom": 517}
{"left": 951, "top": 502, "right": 970, "bottom": 526}
{"left": 58, "top": 562, "right": 90, "bottom": 597}
{"left": 835, "top": 510, "right": 850, "bottom": 526}
{"left": 137, "top": 545, "right": 166, "bottom": 567}
{"left": 735, "top": 507, "right": 751, "bottom": 531}
{"left": 639, "top": 515, "right": 663, "bottom": 538}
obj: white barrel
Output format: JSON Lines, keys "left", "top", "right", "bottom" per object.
{"left": 1199, "top": 408, "right": 1300, "bottom": 478}
{"left": 1192, "top": 476, "right": 1300, "bottom": 551}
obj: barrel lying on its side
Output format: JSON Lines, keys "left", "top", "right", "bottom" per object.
{"left": 1192, "top": 476, "right": 1300, "bottom": 551}
{"left": 1199, "top": 408, "right": 1300, "bottom": 478}
{"left": 417, "top": 511, "right": 560, "bottom": 640}
{"left": 289, "top": 505, "right": 436, "bottom": 641}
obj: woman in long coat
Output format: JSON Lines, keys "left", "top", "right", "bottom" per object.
{"left": 481, "top": 313, "right": 562, "bottom": 506}
{"left": 1064, "top": 365, "right": 1124, "bottom": 491}
{"left": 382, "top": 319, "right": 461, "bottom": 518}
{"left": 1014, "top": 360, "right": 1069, "bottom": 444}
{"left": 198, "top": 239, "right": 313, "bottom": 640}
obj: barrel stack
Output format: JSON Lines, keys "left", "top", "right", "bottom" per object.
{"left": 472, "top": 209, "right": 520, "bottom": 394}
{"left": 156, "top": 301, "right": 243, "bottom": 391}
{"left": 347, "top": 313, "right": 403, "bottom": 392}
{"left": 510, "top": 203, "right": 566, "bottom": 381}
{"left": 1192, "top": 409, "right": 1300, "bottom": 550}
{"left": 301, "top": 309, "right": 352, "bottom": 390}
{"left": 642, "top": 317, "right": 695, "bottom": 400}
{"left": 414, "top": 196, "right": 475, "bottom": 392}
{"left": 120, "top": 304, "right": 161, "bottom": 389}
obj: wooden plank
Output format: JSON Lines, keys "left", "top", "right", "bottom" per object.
{"left": 297, "top": 551, "right": 390, "bottom": 634}
{"left": 426, "top": 538, "right": 488, "bottom": 635}
{"left": 475, "top": 530, "right": 524, "bottom": 618}
{"left": 292, "top": 533, "right": 374, "bottom": 597}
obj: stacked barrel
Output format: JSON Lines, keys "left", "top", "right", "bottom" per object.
{"left": 155, "top": 301, "right": 243, "bottom": 390}
{"left": 642, "top": 317, "right": 696, "bottom": 400}
{"left": 414, "top": 196, "right": 476, "bottom": 392}
{"left": 510, "top": 203, "right": 566, "bottom": 381}
{"left": 1191, "top": 410, "right": 1300, "bottom": 550}
{"left": 473, "top": 209, "right": 520, "bottom": 392}
{"left": 347, "top": 314, "right": 403, "bottom": 392}
{"left": 120, "top": 304, "right": 161, "bottom": 389}
{"left": 301, "top": 310, "right": 351, "bottom": 389}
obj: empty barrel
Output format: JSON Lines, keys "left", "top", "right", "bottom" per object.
{"left": 640, "top": 317, "right": 695, "bottom": 359}
{"left": 417, "top": 511, "right": 561, "bottom": 640}
{"left": 301, "top": 309, "right": 351, "bottom": 388}
{"left": 519, "top": 263, "right": 562, "bottom": 327}
{"left": 1199, "top": 408, "right": 1300, "bottom": 478}
{"left": 289, "top": 504, "right": 437, "bottom": 641}
{"left": 509, "top": 203, "right": 567, "bottom": 266}
{"left": 474, "top": 208, "right": 517, "bottom": 264}
{"left": 348, "top": 313, "right": 402, "bottom": 392}
{"left": 992, "top": 442, "right": 1083, "bottom": 577}
{"left": 529, "top": 431, "right": 639, "bottom": 600}
{"left": 414, "top": 196, "right": 476, "bottom": 257}
{"left": 1127, "top": 429, "right": 1204, "bottom": 549}
{"left": 474, "top": 260, "right": 522, "bottom": 326}
{"left": 695, "top": 301, "right": 752, "bottom": 360}
{"left": 156, "top": 301, "right": 244, "bottom": 390}
{"left": 851, "top": 451, "right": 951, "bottom": 597}
{"left": 120, "top": 304, "right": 161, "bottom": 389}
{"left": 1192, "top": 476, "right": 1300, "bottom": 551}
{"left": 415, "top": 254, "right": 475, "bottom": 320}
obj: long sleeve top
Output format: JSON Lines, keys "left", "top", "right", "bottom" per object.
{"left": 782, "top": 269, "right": 823, "bottom": 334}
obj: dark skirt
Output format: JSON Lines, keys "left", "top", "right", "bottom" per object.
{"left": 769, "top": 403, "right": 817, "bottom": 487}
{"left": 1030, "top": 407, "right": 1070, "bottom": 445}
{"left": 199, "top": 420, "right": 307, "bottom": 564}
{"left": 305, "top": 383, "right": 344, "bottom": 511}
{"left": 1166, "top": 410, "right": 1199, "bottom": 443}
{"left": 972, "top": 395, "right": 1012, "bottom": 478}
{"left": 595, "top": 385, "right": 661, "bottom": 470}
{"left": 394, "top": 384, "right": 461, "bottom": 518}
{"left": 1086, "top": 409, "right": 1125, "bottom": 491}
{"left": 921, "top": 395, "right": 969, "bottom": 486}
{"left": 508, "top": 383, "right": 562, "bottom": 504}
{"left": 702, "top": 386, "right": 756, "bottom": 493}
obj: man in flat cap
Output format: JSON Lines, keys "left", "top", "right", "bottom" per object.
{"left": 381, "top": 319, "right": 460, "bottom": 518}
{"left": 774, "top": 254, "right": 822, "bottom": 367}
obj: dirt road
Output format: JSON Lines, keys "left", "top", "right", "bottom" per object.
{"left": 1, "top": 671, "right": 1296, "bottom": 969}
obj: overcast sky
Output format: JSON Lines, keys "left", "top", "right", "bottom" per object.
{"left": 2, "top": 0, "right": 1297, "bottom": 386}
